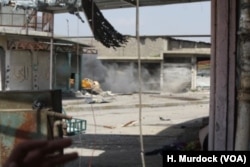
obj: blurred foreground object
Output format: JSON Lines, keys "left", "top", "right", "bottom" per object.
{"left": 3, "top": 138, "right": 78, "bottom": 167}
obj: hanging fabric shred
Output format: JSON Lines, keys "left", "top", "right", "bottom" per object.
{"left": 82, "top": 0, "right": 128, "bottom": 48}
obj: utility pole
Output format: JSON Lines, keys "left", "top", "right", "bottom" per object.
{"left": 66, "top": 19, "right": 69, "bottom": 36}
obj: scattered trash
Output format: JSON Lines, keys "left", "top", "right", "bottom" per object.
{"left": 89, "top": 120, "right": 137, "bottom": 129}
{"left": 100, "top": 91, "right": 116, "bottom": 97}
{"left": 80, "top": 78, "right": 116, "bottom": 104}
{"left": 90, "top": 123, "right": 116, "bottom": 129}
{"left": 103, "top": 125, "right": 116, "bottom": 129}
{"left": 121, "top": 120, "right": 137, "bottom": 127}
{"left": 85, "top": 98, "right": 110, "bottom": 104}
{"left": 159, "top": 117, "right": 171, "bottom": 121}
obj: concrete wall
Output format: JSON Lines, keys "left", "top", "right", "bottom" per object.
{"left": 0, "top": 6, "right": 31, "bottom": 29}
{"left": 90, "top": 36, "right": 211, "bottom": 93}
{"left": 54, "top": 52, "right": 71, "bottom": 91}
{"left": 0, "top": 47, "right": 4, "bottom": 90}
{"left": 92, "top": 36, "right": 210, "bottom": 58}
{"left": 162, "top": 57, "right": 192, "bottom": 93}
{"left": 162, "top": 54, "right": 210, "bottom": 93}
{"left": 168, "top": 39, "right": 211, "bottom": 50}
{"left": 0, "top": 34, "right": 53, "bottom": 90}
{"left": 0, "top": 35, "right": 80, "bottom": 92}
{"left": 34, "top": 52, "right": 50, "bottom": 90}
{"left": 0, "top": 35, "right": 210, "bottom": 93}
{"left": 4, "top": 50, "right": 50, "bottom": 90}
{"left": 94, "top": 37, "right": 168, "bottom": 57}
{"left": 100, "top": 62, "right": 161, "bottom": 93}
{"left": 8, "top": 50, "right": 32, "bottom": 90}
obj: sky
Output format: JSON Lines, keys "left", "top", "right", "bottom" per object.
{"left": 54, "top": 1, "right": 211, "bottom": 43}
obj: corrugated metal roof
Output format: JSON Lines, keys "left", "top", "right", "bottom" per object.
{"left": 95, "top": 0, "right": 210, "bottom": 10}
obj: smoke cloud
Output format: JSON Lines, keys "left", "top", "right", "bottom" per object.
{"left": 81, "top": 54, "right": 159, "bottom": 94}
{"left": 163, "top": 64, "right": 191, "bottom": 93}
{"left": 80, "top": 54, "right": 107, "bottom": 84}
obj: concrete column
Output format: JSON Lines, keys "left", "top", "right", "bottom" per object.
{"left": 49, "top": 38, "right": 53, "bottom": 89}
{"left": 0, "top": 38, "right": 6, "bottom": 91}
{"left": 32, "top": 52, "right": 38, "bottom": 90}
{"left": 49, "top": 13, "right": 54, "bottom": 90}
{"left": 160, "top": 59, "right": 164, "bottom": 93}
{"left": 75, "top": 44, "right": 80, "bottom": 90}
{"left": 191, "top": 56, "right": 197, "bottom": 90}
{"left": 68, "top": 52, "right": 72, "bottom": 90}
{"left": 0, "top": 60, "right": 1, "bottom": 91}
{"left": 209, "top": 0, "right": 237, "bottom": 150}
{"left": 74, "top": 73, "right": 79, "bottom": 91}
{"left": 5, "top": 50, "right": 11, "bottom": 90}
{"left": 0, "top": 48, "right": 3, "bottom": 91}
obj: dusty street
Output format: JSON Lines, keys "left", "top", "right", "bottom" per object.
{"left": 63, "top": 91, "right": 210, "bottom": 167}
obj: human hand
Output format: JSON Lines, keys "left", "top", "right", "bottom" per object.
{"left": 3, "top": 138, "right": 78, "bottom": 167}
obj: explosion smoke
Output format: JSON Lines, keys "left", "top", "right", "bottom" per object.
{"left": 81, "top": 54, "right": 160, "bottom": 94}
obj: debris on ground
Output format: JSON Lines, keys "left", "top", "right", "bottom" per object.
{"left": 89, "top": 120, "right": 138, "bottom": 129}
{"left": 80, "top": 78, "right": 116, "bottom": 104}
{"left": 145, "top": 140, "right": 201, "bottom": 156}
{"left": 159, "top": 117, "right": 171, "bottom": 121}
{"left": 121, "top": 120, "right": 137, "bottom": 127}
{"left": 83, "top": 93, "right": 116, "bottom": 104}
{"left": 103, "top": 125, "right": 116, "bottom": 129}
{"left": 145, "top": 123, "right": 208, "bottom": 155}
{"left": 89, "top": 123, "right": 116, "bottom": 129}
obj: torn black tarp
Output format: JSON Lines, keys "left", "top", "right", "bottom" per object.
{"left": 82, "top": 0, "right": 128, "bottom": 48}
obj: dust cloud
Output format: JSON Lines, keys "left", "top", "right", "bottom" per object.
{"left": 81, "top": 54, "right": 159, "bottom": 94}
{"left": 163, "top": 64, "right": 191, "bottom": 93}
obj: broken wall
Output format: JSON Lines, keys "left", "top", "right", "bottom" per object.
{"left": 93, "top": 37, "right": 168, "bottom": 58}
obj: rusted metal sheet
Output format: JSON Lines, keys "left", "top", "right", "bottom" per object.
{"left": 0, "top": 110, "right": 47, "bottom": 165}
{"left": 0, "top": 90, "right": 62, "bottom": 165}
{"left": 7, "top": 40, "right": 51, "bottom": 51}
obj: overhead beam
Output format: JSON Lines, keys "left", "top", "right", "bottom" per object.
{"left": 123, "top": 0, "right": 136, "bottom": 6}
{"left": 95, "top": 0, "right": 210, "bottom": 10}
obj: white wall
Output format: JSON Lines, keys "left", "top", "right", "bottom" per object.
{"left": 35, "top": 52, "right": 50, "bottom": 90}
{"left": 8, "top": 50, "right": 32, "bottom": 90}
{"left": 163, "top": 63, "right": 192, "bottom": 93}
{"left": 4, "top": 50, "right": 50, "bottom": 90}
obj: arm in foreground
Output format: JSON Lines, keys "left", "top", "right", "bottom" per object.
{"left": 3, "top": 138, "right": 78, "bottom": 167}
